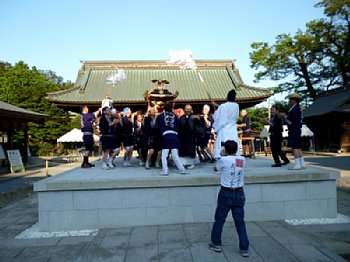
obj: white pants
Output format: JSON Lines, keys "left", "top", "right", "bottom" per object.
{"left": 180, "top": 156, "right": 194, "bottom": 166}
{"left": 161, "top": 149, "right": 185, "bottom": 173}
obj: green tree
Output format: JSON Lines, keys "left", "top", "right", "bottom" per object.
{"left": 0, "top": 61, "right": 11, "bottom": 78}
{"left": 243, "top": 107, "right": 268, "bottom": 131}
{"left": 242, "top": 102, "right": 290, "bottom": 132}
{"left": 0, "top": 61, "right": 75, "bottom": 155}
{"left": 273, "top": 101, "right": 290, "bottom": 113}
{"left": 250, "top": 32, "right": 323, "bottom": 100}
{"left": 68, "top": 114, "right": 83, "bottom": 130}
{"left": 315, "top": 0, "right": 350, "bottom": 87}
{"left": 40, "top": 70, "right": 64, "bottom": 85}
{"left": 250, "top": 0, "right": 350, "bottom": 101}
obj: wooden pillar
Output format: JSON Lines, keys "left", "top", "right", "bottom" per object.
{"left": 23, "top": 123, "right": 28, "bottom": 164}
{"left": 7, "top": 129, "right": 13, "bottom": 149}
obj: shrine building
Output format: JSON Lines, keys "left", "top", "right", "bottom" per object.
{"left": 47, "top": 60, "right": 272, "bottom": 112}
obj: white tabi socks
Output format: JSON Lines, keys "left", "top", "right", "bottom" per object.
{"left": 289, "top": 157, "right": 302, "bottom": 170}
{"left": 300, "top": 157, "right": 306, "bottom": 168}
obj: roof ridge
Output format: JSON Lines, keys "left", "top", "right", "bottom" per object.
{"left": 80, "top": 60, "right": 235, "bottom": 70}
{"left": 242, "top": 84, "right": 274, "bottom": 93}
{"left": 0, "top": 101, "right": 48, "bottom": 117}
{"left": 80, "top": 59, "right": 234, "bottom": 63}
{"left": 316, "top": 86, "right": 350, "bottom": 99}
{"left": 47, "top": 86, "right": 80, "bottom": 96}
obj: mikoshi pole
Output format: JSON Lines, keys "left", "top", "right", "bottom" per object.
{"left": 197, "top": 71, "right": 218, "bottom": 110}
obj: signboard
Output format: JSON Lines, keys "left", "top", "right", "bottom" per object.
{"left": 7, "top": 150, "right": 25, "bottom": 173}
{"left": 0, "top": 144, "right": 5, "bottom": 160}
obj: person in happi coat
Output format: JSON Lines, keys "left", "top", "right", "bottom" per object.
{"left": 280, "top": 93, "right": 305, "bottom": 170}
{"left": 134, "top": 112, "right": 147, "bottom": 166}
{"left": 108, "top": 108, "right": 122, "bottom": 167}
{"left": 120, "top": 107, "right": 134, "bottom": 167}
{"left": 156, "top": 103, "right": 186, "bottom": 176}
{"left": 99, "top": 107, "right": 117, "bottom": 170}
{"left": 80, "top": 105, "right": 100, "bottom": 168}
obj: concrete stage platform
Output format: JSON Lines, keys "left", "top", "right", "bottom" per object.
{"left": 34, "top": 158, "right": 340, "bottom": 232}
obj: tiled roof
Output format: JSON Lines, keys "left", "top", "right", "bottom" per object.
{"left": 304, "top": 87, "right": 350, "bottom": 118}
{"left": 47, "top": 60, "right": 272, "bottom": 105}
{"left": 0, "top": 101, "right": 48, "bottom": 122}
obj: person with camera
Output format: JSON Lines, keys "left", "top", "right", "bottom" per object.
{"left": 209, "top": 140, "right": 249, "bottom": 257}
{"left": 198, "top": 104, "right": 215, "bottom": 162}
{"left": 261, "top": 105, "right": 289, "bottom": 167}
{"left": 238, "top": 110, "right": 252, "bottom": 156}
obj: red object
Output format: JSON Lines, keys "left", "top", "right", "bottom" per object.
{"left": 236, "top": 159, "right": 244, "bottom": 168}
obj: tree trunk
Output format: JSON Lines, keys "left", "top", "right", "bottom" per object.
{"left": 343, "top": 17, "right": 350, "bottom": 87}
{"left": 299, "top": 62, "right": 317, "bottom": 99}
{"left": 23, "top": 124, "right": 28, "bottom": 164}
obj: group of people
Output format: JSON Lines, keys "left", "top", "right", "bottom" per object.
{"left": 79, "top": 89, "right": 306, "bottom": 257}
{"left": 261, "top": 92, "right": 305, "bottom": 170}
{"left": 80, "top": 90, "right": 305, "bottom": 173}
{"left": 81, "top": 100, "right": 217, "bottom": 175}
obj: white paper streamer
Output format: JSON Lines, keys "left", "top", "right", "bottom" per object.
{"left": 106, "top": 68, "right": 127, "bottom": 86}
{"left": 166, "top": 49, "right": 197, "bottom": 70}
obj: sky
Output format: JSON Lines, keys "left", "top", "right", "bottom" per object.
{"left": 0, "top": 0, "right": 324, "bottom": 104}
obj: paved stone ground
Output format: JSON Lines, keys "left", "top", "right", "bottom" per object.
{"left": 0, "top": 159, "right": 82, "bottom": 208}
{"left": 0, "top": 188, "right": 349, "bottom": 261}
{"left": 0, "top": 155, "right": 349, "bottom": 261}
{"left": 0, "top": 191, "right": 350, "bottom": 262}
{"left": 303, "top": 155, "right": 350, "bottom": 190}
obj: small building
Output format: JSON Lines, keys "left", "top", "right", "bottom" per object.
{"left": 303, "top": 87, "right": 350, "bottom": 152}
{"left": 47, "top": 60, "right": 272, "bottom": 112}
{"left": 0, "top": 101, "right": 48, "bottom": 163}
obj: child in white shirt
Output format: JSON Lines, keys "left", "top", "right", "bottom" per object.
{"left": 209, "top": 140, "right": 249, "bottom": 257}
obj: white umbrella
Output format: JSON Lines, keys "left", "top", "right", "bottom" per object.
{"left": 57, "top": 128, "right": 83, "bottom": 143}
{"left": 260, "top": 125, "right": 270, "bottom": 138}
{"left": 260, "top": 125, "right": 313, "bottom": 138}
{"left": 301, "top": 125, "right": 314, "bottom": 137}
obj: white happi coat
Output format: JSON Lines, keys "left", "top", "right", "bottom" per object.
{"left": 213, "top": 101, "right": 240, "bottom": 158}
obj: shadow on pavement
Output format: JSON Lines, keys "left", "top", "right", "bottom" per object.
{"left": 306, "top": 156, "right": 350, "bottom": 171}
